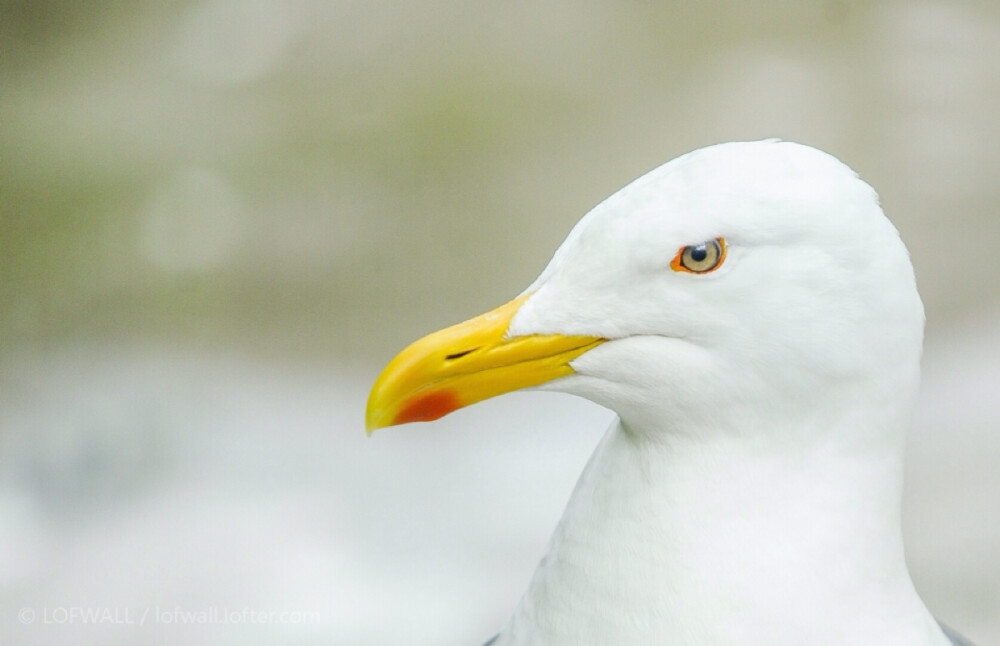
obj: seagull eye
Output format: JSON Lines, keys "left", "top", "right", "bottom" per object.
{"left": 670, "top": 238, "right": 727, "bottom": 274}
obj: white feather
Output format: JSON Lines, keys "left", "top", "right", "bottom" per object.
{"left": 497, "top": 141, "right": 951, "bottom": 645}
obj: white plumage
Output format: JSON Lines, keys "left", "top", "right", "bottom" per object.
{"left": 488, "top": 141, "right": 957, "bottom": 645}
{"left": 367, "top": 140, "right": 970, "bottom": 645}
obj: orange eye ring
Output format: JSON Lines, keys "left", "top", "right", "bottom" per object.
{"left": 670, "top": 237, "right": 727, "bottom": 274}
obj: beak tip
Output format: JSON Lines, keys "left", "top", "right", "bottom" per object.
{"left": 364, "top": 407, "right": 391, "bottom": 435}
{"left": 364, "top": 396, "right": 387, "bottom": 435}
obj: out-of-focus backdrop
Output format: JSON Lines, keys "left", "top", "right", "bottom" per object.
{"left": 1, "top": 1, "right": 998, "bottom": 644}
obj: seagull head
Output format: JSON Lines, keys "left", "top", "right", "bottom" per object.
{"left": 366, "top": 141, "right": 924, "bottom": 442}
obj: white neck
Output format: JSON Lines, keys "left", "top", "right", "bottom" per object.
{"left": 495, "top": 418, "right": 949, "bottom": 646}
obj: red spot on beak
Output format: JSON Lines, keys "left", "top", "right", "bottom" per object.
{"left": 394, "top": 390, "right": 461, "bottom": 425}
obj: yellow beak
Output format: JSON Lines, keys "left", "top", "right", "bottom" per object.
{"left": 365, "top": 293, "right": 605, "bottom": 433}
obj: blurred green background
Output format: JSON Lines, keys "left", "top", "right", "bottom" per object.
{"left": 1, "top": 1, "right": 998, "bottom": 644}
{"left": 4, "top": 0, "right": 999, "bottom": 358}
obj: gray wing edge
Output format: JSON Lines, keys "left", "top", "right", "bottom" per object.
{"left": 938, "top": 620, "right": 976, "bottom": 646}
{"left": 481, "top": 635, "right": 499, "bottom": 646}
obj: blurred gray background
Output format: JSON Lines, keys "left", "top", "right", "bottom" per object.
{"left": 1, "top": 1, "right": 998, "bottom": 644}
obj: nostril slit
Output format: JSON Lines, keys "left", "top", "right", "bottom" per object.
{"left": 445, "top": 348, "right": 476, "bottom": 361}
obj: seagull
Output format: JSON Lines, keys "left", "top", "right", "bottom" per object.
{"left": 365, "top": 140, "right": 973, "bottom": 645}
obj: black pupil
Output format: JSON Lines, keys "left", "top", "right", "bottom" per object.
{"left": 690, "top": 244, "right": 709, "bottom": 262}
